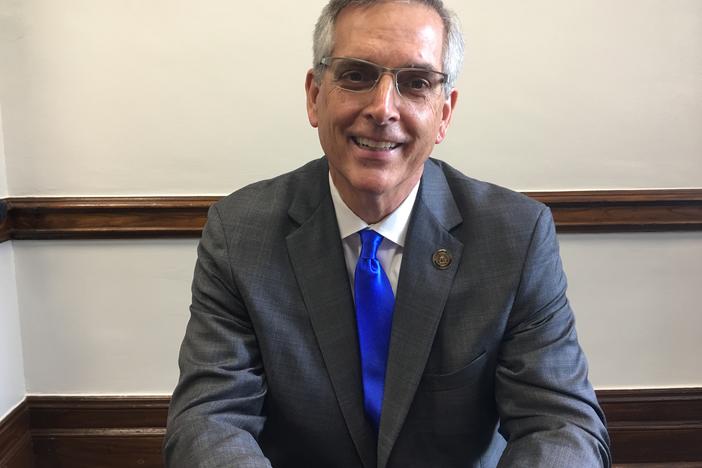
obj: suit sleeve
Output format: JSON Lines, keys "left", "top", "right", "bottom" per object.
{"left": 164, "top": 205, "right": 272, "bottom": 468}
{"left": 495, "top": 207, "right": 612, "bottom": 468}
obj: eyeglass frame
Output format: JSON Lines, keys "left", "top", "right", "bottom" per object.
{"left": 318, "top": 56, "right": 448, "bottom": 100}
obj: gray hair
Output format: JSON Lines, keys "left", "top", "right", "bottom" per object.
{"left": 312, "top": 0, "right": 464, "bottom": 96}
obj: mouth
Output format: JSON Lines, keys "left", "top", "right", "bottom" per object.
{"left": 352, "top": 136, "right": 401, "bottom": 151}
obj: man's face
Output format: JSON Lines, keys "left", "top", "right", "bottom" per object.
{"left": 305, "top": 1, "right": 458, "bottom": 210}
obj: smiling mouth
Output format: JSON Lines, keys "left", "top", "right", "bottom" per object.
{"left": 352, "top": 136, "right": 401, "bottom": 151}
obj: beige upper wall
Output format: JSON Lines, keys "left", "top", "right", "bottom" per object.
{"left": 0, "top": 0, "right": 700, "bottom": 196}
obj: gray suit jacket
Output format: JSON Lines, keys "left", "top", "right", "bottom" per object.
{"left": 165, "top": 157, "right": 611, "bottom": 468}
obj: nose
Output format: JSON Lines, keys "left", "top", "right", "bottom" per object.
{"left": 363, "top": 73, "right": 400, "bottom": 125}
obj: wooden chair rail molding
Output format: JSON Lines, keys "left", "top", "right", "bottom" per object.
{"left": 0, "top": 388, "right": 701, "bottom": 467}
{"left": 1, "top": 189, "right": 701, "bottom": 242}
{"left": 0, "top": 196, "right": 219, "bottom": 242}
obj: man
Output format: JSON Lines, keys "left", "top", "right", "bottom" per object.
{"left": 165, "top": 1, "right": 611, "bottom": 467}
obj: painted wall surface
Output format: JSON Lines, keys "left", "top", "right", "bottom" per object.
{"left": 0, "top": 243, "right": 24, "bottom": 418}
{"left": 0, "top": 2, "right": 13, "bottom": 199}
{"left": 560, "top": 233, "right": 702, "bottom": 388}
{"left": 15, "top": 240, "right": 196, "bottom": 395}
{"left": 0, "top": 0, "right": 700, "bottom": 196}
{"left": 13, "top": 235, "right": 702, "bottom": 394}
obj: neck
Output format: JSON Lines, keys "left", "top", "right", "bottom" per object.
{"left": 345, "top": 194, "right": 399, "bottom": 225}
{"left": 332, "top": 173, "right": 421, "bottom": 225}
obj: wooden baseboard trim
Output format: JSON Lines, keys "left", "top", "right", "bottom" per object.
{"left": 0, "top": 189, "right": 700, "bottom": 243}
{"left": 0, "top": 402, "right": 34, "bottom": 468}
{"left": 26, "top": 395, "right": 169, "bottom": 430}
{"left": 26, "top": 396, "right": 168, "bottom": 468}
{"left": 598, "top": 388, "right": 702, "bottom": 463}
{"left": 1, "top": 389, "right": 700, "bottom": 466}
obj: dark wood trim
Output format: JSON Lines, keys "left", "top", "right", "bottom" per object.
{"left": 0, "top": 198, "right": 10, "bottom": 243}
{"left": 0, "top": 389, "right": 695, "bottom": 466}
{"left": 598, "top": 388, "right": 702, "bottom": 463}
{"left": 26, "top": 396, "right": 168, "bottom": 468}
{"left": 613, "top": 464, "right": 702, "bottom": 468}
{"left": 0, "top": 401, "right": 35, "bottom": 468}
{"left": 27, "top": 396, "right": 169, "bottom": 431}
{"left": 2, "top": 197, "right": 219, "bottom": 241}
{"left": 0, "top": 189, "right": 700, "bottom": 242}
{"left": 527, "top": 189, "right": 702, "bottom": 233}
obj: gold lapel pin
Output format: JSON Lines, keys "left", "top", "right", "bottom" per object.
{"left": 432, "top": 249, "right": 452, "bottom": 270}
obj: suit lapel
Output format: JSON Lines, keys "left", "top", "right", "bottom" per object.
{"left": 378, "top": 161, "right": 464, "bottom": 468}
{"left": 285, "top": 160, "right": 376, "bottom": 468}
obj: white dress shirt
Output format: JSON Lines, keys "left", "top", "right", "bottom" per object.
{"left": 328, "top": 172, "right": 420, "bottom": 297}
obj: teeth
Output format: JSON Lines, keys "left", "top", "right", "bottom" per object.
{"left": 355, "top": 137, "right": 399, "bottom": 150}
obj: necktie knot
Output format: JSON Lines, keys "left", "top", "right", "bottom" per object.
{"left": 359, "top": 229, "right": 383, "bottom": 260}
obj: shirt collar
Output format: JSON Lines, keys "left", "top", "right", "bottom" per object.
{"left": 328, "top": 172, "right": 419, "bottom": 247}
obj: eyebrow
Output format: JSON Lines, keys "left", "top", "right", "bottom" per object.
{"left": 401, "top": 62, "right": 441, "bottom": 72}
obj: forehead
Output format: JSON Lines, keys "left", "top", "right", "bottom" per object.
{"left": 332, "top": 2, "right": 445, "bottom": 69}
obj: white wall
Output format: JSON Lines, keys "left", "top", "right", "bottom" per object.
{"left": 12, "top": 234, "right": 702, "bottom": 394}
{"left": 561, "top": 233, "right": 702, "bottom": 388}
{"left": 15, "top": 240, "right": 195, "bottom": 394}
{"left": 0, "top": 243, "right": 24, "bottom": 418}
{"left": 0, "top": 1, "right": 700, "bottom": 396}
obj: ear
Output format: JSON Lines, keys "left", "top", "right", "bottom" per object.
{"left": 435, "top": 88, "right": 458, "bottom": 144}
{"left": 305, "top": 69, "right": 320, "bottom": 128}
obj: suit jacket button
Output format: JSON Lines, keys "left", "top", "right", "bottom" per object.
{"left": 432, "top": 249, "right": 452, "bottom": 269}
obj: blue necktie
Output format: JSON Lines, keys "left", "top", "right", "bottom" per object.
{"left": 354, "top": 229, "right": 395, "bottom": 433}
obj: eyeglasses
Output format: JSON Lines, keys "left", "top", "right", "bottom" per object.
{"left": 319, "top": 56, "right": 447, "bottom": 100}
